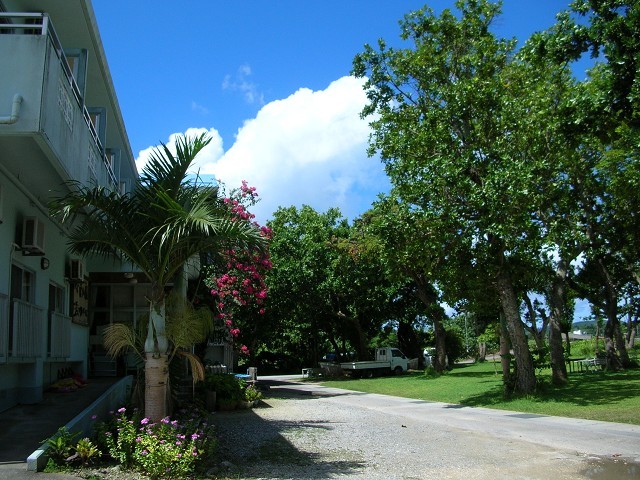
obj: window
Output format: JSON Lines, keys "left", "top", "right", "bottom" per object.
{"left": 11, "top": 264, "right": 33, "bottom": 302}
{"left": 8, "top": 265, "right": 37, "bottom": 356}
{"left": 49, "top": 283, "right": 65, "bottom": 314}
{"left": 48, "top": 282, "right": 67, "bottom": 357}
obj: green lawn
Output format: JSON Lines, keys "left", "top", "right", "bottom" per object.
{"left": 321, "top": 361, "right": 640, "bottom": 425}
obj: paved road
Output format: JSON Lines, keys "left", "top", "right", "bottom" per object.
{"left": 2, "top": 376, "right": 638, "bottom": 479}
{"left": 212, "top": 376, "right": 640, "bottom": 479}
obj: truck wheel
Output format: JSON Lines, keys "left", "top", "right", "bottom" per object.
{"left": 365, "top": 369, "right": 374, "bottom": 379}
{"left": 394, "top": 366, "right": 403, "bottom": 375}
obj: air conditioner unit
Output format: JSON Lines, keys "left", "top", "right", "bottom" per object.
{"left": 22, "top": 217, "right": 45, "bottom": 255}
{"left": 69, "top": 259, "right": 85, "bottom": 282}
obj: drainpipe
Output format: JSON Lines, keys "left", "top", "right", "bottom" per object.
{"left": 0, "top": 94, "right": 23, "bottom": 125}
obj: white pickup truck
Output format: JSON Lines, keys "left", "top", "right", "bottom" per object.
{"left": 339, "top": 347, "right": 409, "bottom": 378}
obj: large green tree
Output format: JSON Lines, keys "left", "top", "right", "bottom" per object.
{"left": 264, "top": 205, "right": 403, "bottom": 366}
{"left": 531, "top": 0, "right": 640, "bottom": 368}
{"left": 52, "top": 133, "right": 264, "bottom": 420}
{"left": 352, "top": 0, "right": 589, "bottom": 393}
{"left": 355, "top": 195, "right": 455, "bottom": 372}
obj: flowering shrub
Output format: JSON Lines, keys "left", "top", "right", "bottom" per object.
{"left": 96, "top": 406, "right": 214, "bottom": 479}
{"left": 243, "top": 383, "right": 263, "bottom": 402}
{"left": 203, "top": 181, "right": 273, "bottom": 356}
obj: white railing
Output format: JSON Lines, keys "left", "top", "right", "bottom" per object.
{"left": 11, "top": 299, "right": 44, "bottom": 358}
{"left": 0, "top": 12, "right": 120, "bottom": 192}
{"left": 0, "top": 294, "right": 7, "bottom": 360}
{"left": 49, "top": 312, "right": 71, "bottom": 358}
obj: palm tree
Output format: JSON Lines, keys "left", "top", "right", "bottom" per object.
{"left": 51, "top": 133, "right": 265, "bottom": 420}
{"left": 103, "top": 292, "right": 212, "bottom": 412}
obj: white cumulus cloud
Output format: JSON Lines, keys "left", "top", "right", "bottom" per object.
{"left": 135, "top": 76, "right": 389, "bottom": 223}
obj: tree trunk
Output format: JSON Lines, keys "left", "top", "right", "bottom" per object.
{"left": 499, "top": 312, "right": 511, "bottom": 383}
{"left": 548, "top": 259, "right": 568, "bottom": 385}
{"left": 496, "top": 267, "right": 537, "bottom": 394}
{"left": 626, "top": 303, "right": 638, "bottom": 350}
{"left": 145, "top": 353, "right": 169, "bottom": 422}
{"left": 522, "top": 294, "right": 545, "bottom": 352}
{"left": 414, "top": 279, "right": 448, "bottom": 372}
{"left": 596, "top": 259, "right": 630, "bottom": 368}
{"left": 477, "top": 341, "right": 487, "bottom": 362}
{"left": 143, "top": 292, "right": 169, "bottom": 420}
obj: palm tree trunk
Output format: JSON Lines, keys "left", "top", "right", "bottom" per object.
{"left": 144, "top": 354, "right": 169, "bottom": 422}
{"left": 144, "top": 292, "right": 170, "bottom": 420}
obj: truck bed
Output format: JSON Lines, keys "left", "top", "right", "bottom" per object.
{"left": 339, "top": 361, "right": 391, "bottom": 370}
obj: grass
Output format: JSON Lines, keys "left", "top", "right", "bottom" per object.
{"left": 321, "top": 360, "right": 640, "bottom": 425}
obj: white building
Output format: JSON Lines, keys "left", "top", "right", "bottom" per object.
{"left": 0, "top": 0, "right": 139, "bottom": 412}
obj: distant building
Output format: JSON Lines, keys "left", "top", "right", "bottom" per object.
{"left": 0, "top": 0, "right": 138, "bottom": 412}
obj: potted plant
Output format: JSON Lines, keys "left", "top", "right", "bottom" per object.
{"left": 243, "top": 383, "right": 263, "bottom": 407}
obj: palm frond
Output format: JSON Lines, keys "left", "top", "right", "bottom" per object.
{"left": 51, "top": 182, "right": 155, "bottom": 274}
{"left": 175, "top": 350, "right": 206, "bottom": 383}
{"left": 103, "top": 323, "right": 143, "bottom": 360}
{"left": 165, "top": 295, "right": 214, "bottom": 349}
{"left": 140, "top": 133, "right": 212, "bottom": 196}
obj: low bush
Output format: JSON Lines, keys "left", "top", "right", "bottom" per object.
{"left": 43, "top": 427, "right": 101, "bottom": 471}
{"left": 204, "top": 373, "right": 244, "bottom": 403}
{"left": 96, "top": 405, "right": 215, "bottom": 479}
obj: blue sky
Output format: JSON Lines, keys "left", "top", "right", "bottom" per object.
{"left": 92, "top": 0, "right": 579, "bottom": 224}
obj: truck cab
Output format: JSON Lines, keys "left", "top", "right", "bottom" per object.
{"left": 375, "top": 348, "right": 409, "bottom": 373}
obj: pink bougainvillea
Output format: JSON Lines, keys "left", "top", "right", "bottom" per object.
{"left": 204, "top": 181, "right": 272, "bottom": 356}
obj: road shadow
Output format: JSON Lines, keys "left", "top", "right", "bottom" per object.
{"left": 212, "top": 394, "right": 366, "bottom": 479}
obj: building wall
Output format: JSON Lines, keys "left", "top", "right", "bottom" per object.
{"left": 0, "top": 1, "right": 136, "bottom": 413}
{"left": 0, "top": 168, "right": 90, "bottom": 408}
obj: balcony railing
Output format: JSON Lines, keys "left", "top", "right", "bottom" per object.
{"left": 10, "top": 298, "right": 44, "bottom": 359}
{"left": 0, "top": 12, "right": 121, "bottom": 193}
{"left": 49, "top": 312, "right": 71, "bottom": 358}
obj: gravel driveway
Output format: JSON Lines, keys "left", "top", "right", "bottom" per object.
{"left": 212, "top": 379, "right": 640, "bottom": 480}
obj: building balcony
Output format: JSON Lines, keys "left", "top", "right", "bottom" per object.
{"left": 0, "top": 13, "right": 128, "bottom": 200}
{"left": 8, "top": 298, "right": 45, "bottom": 361}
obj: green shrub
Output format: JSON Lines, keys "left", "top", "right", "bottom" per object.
{"left": 69, "top": 438, "right": 101, "bottom": 465}
{"left": 444, "top": 325, "right": 466, "bottom": 364}
{"left": 571, "top": 338, "right": 605, "bottom": 358}
{"left": 204, "top": 373, "right": 244, "bottom": 402}
{"left": 45, "top": 427, "right": 79, "bottom": 466}
{"left": 44, "top": 427, "right": 101, "bottom": 470}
